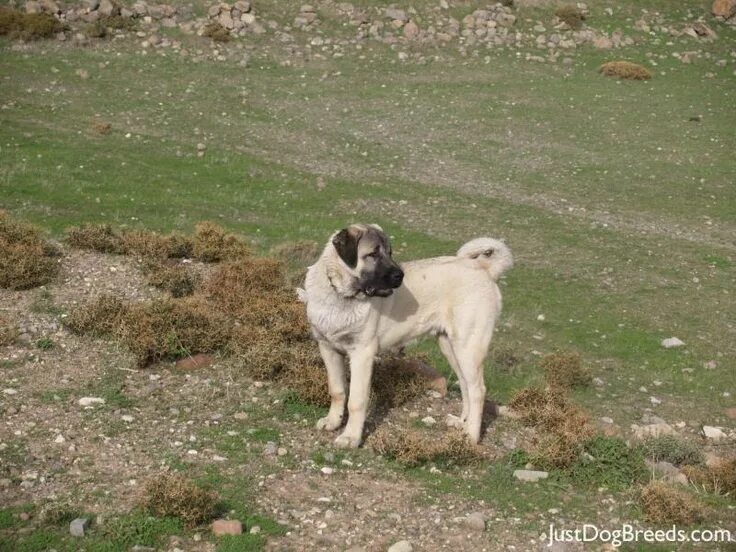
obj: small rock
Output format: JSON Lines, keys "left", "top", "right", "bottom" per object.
{"left": 385, "top": 8, "right": 408, "bottom": 23}
{"left": 630, "top": 422, "right": 674, "bottom": 440}
{"left": 725, "top": 407, "right": 736, "bottom": 420}
{"left": 464, "top": 512, "right": 486, "bottom": 532}
{"left": 513, "top": 469, "right": 549, "bottom": 482}
{"left": 121, "top": 415, "right": 134, "bottom": 422}
{"left": 277, "top": 447, "right": 287, "bottom": 456}
{"left": 212, "top": 519, "right": 242, "bottom": 536}
{"left": 263, "top": 442, "right": 278, "bottom": 456}
{"left": 388, "top": 540, "right": 413, "bottom": 552}
{"left": 2, "top": 389, "right": 17, "bottom": 395}
{"left": 78, "top": 397, "right": 105, "bottom": 407}
{"left": 249, "top": 525, "right": 261, "bottom": 534}
{"left": 321, "top": 466, "right": 334, "bottom": 475}
{"left": 70, "top": 518, "right": 90, "bottom": 537}
{"left": 702, "top": 426, "right": 727, "bottom": 442}
{"left": 54, "top": 434, "right": 66, "bottom": 444}
{"left": 421, "top": 416, "right": 436, "bottom": 426}
{"left": 661, "top": 337, "right": 684, "bottom": 348}
{"left": 403, "top": 21, "right": 419, "bottom": 39}
{"left": 704, "top": 360, "right": 717, "bottom": 370}
{"left": 18, "top": 512, "right": 31, "bottom": 521}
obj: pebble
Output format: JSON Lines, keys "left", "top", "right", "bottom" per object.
{"left": 661, "top": 337, "right": 685, "bottom": 348}
{"left": 54, "top": 434, "right": 66, "bottom": 444}
{"left": 78, "top": 397, "right": 105, "bottom": 407}
{"left": 212, "top": 519, "right": 242, "bottom": 536}
{"left": 263, "top": 441, "right": 278, "bottom": 456}
{"left": 464, "top": 512, "right": 486, "bottom": 531}
{"left": 2, "top": 388, "right": 17, "bottom": 395}
{"left": 321, "top": 466, "right": 334, "bottom": 475}
{"left": 249, "top": 525, "right": 261, "bottom": 534}
{"left": 388, "top": 540, "right": 413, "bottom": 552}
{"left": 513, "top": 469, "right": 549, "bottom": 482}
{"left": 702, "top": 426, "right": 727, "bottom": 442}
{"left": 421, "top": 416, "right": 436, "bottom": 426}
{"left": 70, "top": 517, "right": 90, "bottom": 537}
{"left": 121, "top": 415, "right": 134, "bottom": 422}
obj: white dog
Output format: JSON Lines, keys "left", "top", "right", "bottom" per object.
{"left": 301, "top": 224, "right": 512, "bottom": 448}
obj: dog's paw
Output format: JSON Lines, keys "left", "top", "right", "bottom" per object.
{"left": 445, "top": 414, "right": 465, "bottom": 429}
{"left": 316, "top": 416, "right": 341, "bottom": 431}
{"left": 334, "top": 432, "right": 361, "bottom": 449}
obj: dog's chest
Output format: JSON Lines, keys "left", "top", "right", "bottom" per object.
{"left": 307, "top": 300, "right": 372, "bottom": 346}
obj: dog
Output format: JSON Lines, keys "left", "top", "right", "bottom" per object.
{"left": 301, "top": 223, "right": 512, "bottom": 448}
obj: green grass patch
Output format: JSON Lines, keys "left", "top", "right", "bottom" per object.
{"left": 569, "top": 436, "right": 647, "bottom": 491}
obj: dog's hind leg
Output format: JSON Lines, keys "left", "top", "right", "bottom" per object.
{"left": 316, "top": 341, "right": 347, "bottom": 432}
{"left": 438, "top": 335, "right": 468, "bottom": 429}
{"left": 451, "top": 332, "right": 492, "bottom": 443}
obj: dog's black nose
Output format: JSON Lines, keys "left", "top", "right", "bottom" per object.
{"left": 389, "top": 269, "right": 404, "bottom": 287}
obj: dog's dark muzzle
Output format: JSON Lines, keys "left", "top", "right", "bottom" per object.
{"left": 362, "top": 266, "right": 404, "bottom": 297}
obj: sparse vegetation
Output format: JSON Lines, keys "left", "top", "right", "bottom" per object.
{"left": 144, "top": 262, "right": 197, "bottom": 297}
{"left": 193, "top": 221, "right": 251, "bottom": 262}
{"left": 0, "top": 316, "right": 17, "bottom": 347}
{"left": 203, "top": 22, "right": 231, "bottom": 42}
{"left": 639, "top": 481, "right": 706, "bottom": 525}
{"left": 640, "top": 435, "right": 705, "bottom": 467}
{"left": 509, "top": 387, "right": 595, "bottom": 468}
{"left": 682, "top": 458, "right": 736, "bottom": 496}
{"left": 0, "top": 6, "right": 65, "bottom": 40}
{"left": 369, "top": 426, "right": 483, "bottom": 467}
{"left": 599, "top": 61, "right": 652, "bottom": 80}
{"left": 66, "top": 223, "right": 126, "bottom": 254}
{"left": 139, "top": 473, "right": 219, "bottom": 527}
{"left": 540, "top": 351, "right": 591, "bottom": 389}
{"left": 0, "top": 212, "right": 60, "bottom": 290}
{"left": 35, "top": 336, "right": 54, "bottom": 350}
{"left": 569, "top": 436, "right": 647, "bottom": 490}
{"left": 555, "top": 5, "right": 584, "bottom": 30}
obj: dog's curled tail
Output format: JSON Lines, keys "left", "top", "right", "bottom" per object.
{"left": 456, "top": 238, "right": 513, "bottom": 281}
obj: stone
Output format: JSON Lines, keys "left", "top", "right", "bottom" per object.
{"left": 593, "top": 36, "right": 612, "bottom": 49}
{"left": 630, "top": 422, "right": 674, "bottom": 440}
{"left": 320, "top": 466, "right": 334, "bottom": 475}
{"left": 513, "top": 469, "right": 549, "bottom": 482}
{"left": 725, "top": 407, "right": 736, "bottom": 420}
{"left": 385, "top": 8, "right": 408, "bottom": 23}
{"left": 702, "top": 426, "right": 727, "bottom": 442}
{"left": 249, "top": 525, "right": 261, "bottom": 534}
{"left": 98, "top": 0, "right": 120, "bottom": 17}
{"left": 208, "top": 5, "right": 221, "bottom": 17}
{"left": 78, "top": 397, "right": 105, "bottom": 407}
{"left": 175, "top": 353, "right": 215, "bottom": 370}
{"left": 403, "top": 21, "right": 419, "bottom": 39}
{"left": 70, "top": 518, "right": 90, "bottom": 537}
{"left": 263, "top": 442, "right": 278, "bottom": 456}
{"left": 464, "top": 512, "right": 486, "bottom": 531}
{"left": 234, "top": 0, "right": 251, "bottom": 13}
{"left": 25, "top": 1, "right": 41, "bottom": 14}
{"left": 421, "top": 416, "right": 436, "bottom": 426}
{"left": 212, "top": 519, "right": 242, "bottom": 536}
{"left": 661, "top": 337, "right": 684, "bottom": 348}
{"left": 712, "top": 0, "right": 736, "bottom": 18}
{"left": 388, "top": 541, "right": 413, "bottom": 552}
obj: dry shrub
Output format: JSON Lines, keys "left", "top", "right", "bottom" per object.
{"left": 0, "top": 316, "right": 17, "bottom": 347}
{"left": 599, "top": 61, "right": 652, "bottom": 80}
{"left": 65, "top": 294, "right": 130, "bottom": 337}
{"left": 279, "top": 344, "right": 330, "bottom": 406}
{"left": 0, "top": 7, "right": 65, "bottom": 40}
{"left": 371, "top": 354, "right": 434, "bottom": 409}
{"left": 270, "top": 240, "right": 320, "bottom": 285}
{"left": 202, "top": 22, "right": 230, "bottom": 42}
{"left": 203, "top": 259, "right": 287, "bottom": 310}
{"left": 91, "top": 120, "right": 112, "bottom": 135}
{"left": 67, "top": 295, "right": 232, "bottom": 367}
{"left": 509, "top": 387, "right": 595, "bottom": 468}
{"left": 0, "top": 212, "right": 60, "bottom": 290}
{"left": 66, "top": 224, "right": 125, "bottom": 254}
{"left": 491, "top": 346, "right": 519, "bottom": 370}
{"left": 120, "top": 297, "right": 233, "bottom": 367}
{"left": 682, "top": 459, "right": 736, "bottom": 496}
{"left": 139, "top": 473, "right": 219, "bottom": 527}
{"left": 640, "top": 481, "right": 705, "bottom": 525}
{"left": 369, "top": 426, "right": 482, "bottom": 467}
{"left": 144, "top": 262, "right": 197, "bottom": 297}
{"left": 193, "top": 221, "right": 250, "bottom": 262}
{"left": 555, "top": 5, "right": 584, "bottom": 29}
{"left": 541, "top": 351, "right": 591, "bottom": 389}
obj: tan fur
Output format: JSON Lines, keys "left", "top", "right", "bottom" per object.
{"left": 302, "top": 225, "right": 512, "bottom": 447}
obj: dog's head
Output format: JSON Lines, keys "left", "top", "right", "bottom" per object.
{"left": 330, "top": 224, "right": 404, "bottom": 298}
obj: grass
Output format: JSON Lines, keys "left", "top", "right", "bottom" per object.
{"left": 640, "top": 435, "right": 705, "bottom": 467}
{"left": 599, "top": 61, "right": 653, "bottom": 80}
{"left": 369, "top": 426, "right": 483, "bottom": 467}
{"left": 569, "top": 435, "right": 647, "bottom": 490}
{"left": 0, "top": 0, "right": 735, "bottom": 543}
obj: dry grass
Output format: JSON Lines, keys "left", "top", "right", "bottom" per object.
{"left": 371, "top": 354, "right": 434, "bottom": 409}
{"left": 144, "top": 262, "right": 197, "bottom": 297}
{"left": 139, "top": 473, "right": 219, "bottom": 527}
{"left": 0, "top": 212, "right": 60, "bottom": 290}
{"left": 90, "top": 120, "right": 112, "bottom": 135}
{"left": 67, "top": 295, "right": 233, "bottom": 367}
{"left": 65, "top": 224, "right": 125, "bottom": 254}
{"left": 555, "top": 5, "right": 584, "bottom": 29}
{"left": 639, "top": 481, "right": 706, "bottom": 525}
{"left": 599, "top": 61, "right": 652, "bottom": 80}
{"left": 541, "top": 351, "right": 591, "bottom": 389}
{"left": 0, "top": 6, "right": 65, "bottom": 40}
{"left": 369, "top": 426, "right": 483, "bottom": 467}
{"left": 203, "top": 258, "right": 288, "bottom": 309}
{"left": 509, "top": 387, "right": 595, "bottom": 468}
{"left": 192, "top": 221, "right": 251, "bottom": 262}
{"left": 682, "top": 458, "right": 736, "bottom": 496}
{"left": 270, "top": 240, "right": 320, "bottom": 286}
{"left": 202, "top": 22, "right": 230, "bottom": 42}
{"left": 0, "top": 316, "right": 18, "bottom": 347}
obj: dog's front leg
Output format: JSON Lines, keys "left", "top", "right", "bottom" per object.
{"left": 334, "top": 344, "right": 377, "bottom": 448}
{"left": 316, "top": 341, "right": 347, "bottom": 432}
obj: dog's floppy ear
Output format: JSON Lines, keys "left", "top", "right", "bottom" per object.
{"left": 332, "top": 228, "right": 360, "bottom": 269}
